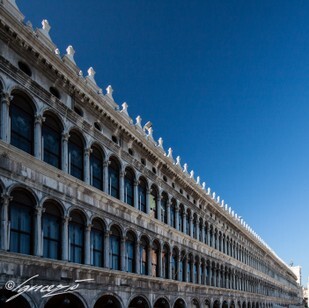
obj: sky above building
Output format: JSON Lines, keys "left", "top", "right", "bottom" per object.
{"left": 17, "top": 0, "right": 309, "bottom": 283}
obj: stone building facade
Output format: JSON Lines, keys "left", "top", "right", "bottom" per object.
{"left": 0, "top": 1, "right": 303, "bottom": 307}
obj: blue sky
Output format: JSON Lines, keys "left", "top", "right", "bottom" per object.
{"left": 18, "top": 0, "right": 309, "bottom": 284}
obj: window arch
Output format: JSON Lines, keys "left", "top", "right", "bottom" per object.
{"left": 124, "top": 167, "right": 135, "bottom": 206}
{"left": 170, "top": 199, "right": 176, "bottom": 229}
{"left": 90, "top": 145, "right": 104, "bottom": 190}
{"left": 138, "top": 177, "right": 147, "bottom": 213}
{"left": 150, "top": 185, "right": 158, "bottom": 219}
{"left": 68, "top": 131, "right": 84, "bottom": 180}
{"left": 42, "top": 112, "right": 62, "bottom": 169}
{"left": 140, "top": 236, "right": 149, "bottom": 275}
{"left": 108, "top": 157, "right": 120, "bottom": 199}
{"left": 91, "top": 218, "right": 104, "bottom": 267}
{"left": 161, "top": 192, "right": 168, "bottom": 224}
{"left": 9, "top": 189, "right": 35, "bottom": 255}
{"left": 152, "top": 240, "right": 160, "bottom": 277}
{"left": 126, "top": 231, "right": 136, "bottom": 273}
{"left": 69, "top": 210, "right": 85, "bottom": 264}
{"left": 10, "top": 93, "right": 35, "bottom": 155}
{"left": 110, "top": 225, "right": 121, "bottom": 270}
{"left": 42, "top": 200, "right": 62, "bottom": 260}
{"left": 162, "top": 244, "right": 169, "bottom": 279}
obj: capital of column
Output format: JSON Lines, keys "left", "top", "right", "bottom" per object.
{"left": 1, "top": 193, "right": 13, "bottom": 205}
{"left": 62, "top": 132, "right": 70, "bottom": 142}
{"left": 35, "top": 114, "right": 46, "bottom": 125}
{"left": 63, "top": 215, "right": 71, "bottom": 224}
{"left": 134, "top": 180, "right": 138, "bottom": 186}
{"left": 121, "top": 236, "right": 127, "bottom": 243}
{"left": 104, "top": 230, "right": 111, "bottom": 237}
{"left": 84, "top": 148, "right": 93, "bottom": 156}
{"left": 1, "top": 92, "right": 13, "bottom": 106}
{"left": 35, "top": 207, "right": 45, "bottom": 216}
{"left": 86, "top": 224, "right": 93, "bottom": 231}
{"left": 103, "top": 161, "right": 109, "bottom": 168}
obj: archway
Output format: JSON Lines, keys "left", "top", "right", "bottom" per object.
{"left": 174, "top": 298, "right": 186, "bottom": 308}
{"left": 154, "top": 297, "right": 170, "bottom": 308}
{"left": 128, "top": 296, "right": 149, "bottom": 308}
{"left": 0, "top": 290, "right": 30, "bottom": 308}
{"left": 45, "top": 293, "right": 84, "bottom": 308}
{"left": 94, "top": 294, "right": 122, "bottom": 308}
{"left": 214, "top": 300, "right": 220, "bottom": 308}
{"left": 223, "top": 301, "right": 228, "bottom": 308}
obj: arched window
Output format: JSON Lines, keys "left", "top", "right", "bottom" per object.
{"left": 193, "top": 215, "right": 197, "bottom": 239}
{"left": 178, "top": 205, "right": 184, "bottom": 232}
{"left": 140, "top": 236, "right": 148, "bottom": 275}
{"left": 124, "top": 168, "right": 135, "bottom": 206}
{"left": 68, "top": 131, "right": 84, "bottom": 180}
{"left": 186, "top": 210, "right": 190, "bottom": 235}
{"left": 90, "top": 145, "right": 104, "bottom": 191}
{"left": 110, "top": 226, "right": 121, "bottom": 270}
{"left": 9, "top": 189, "right": 35, "bottom": 255}
{"left": 199, "top": 219, "right": 203, "bottom": 242}
{"left": 181, "top": 252, "right": 187, "bottom": 282}
{"left": 152, "top": 241, "right": 160, "bottom": 277}
{"left": 162, "top": 244, "right": 169, "bottom": 279}
{"left": 42, "top": 113, "right": 62, "bottom": 169}
{"left": 171, "top": 248, "right": 178, "bottom": 280}
{"left": 69, "top": 211, "right": 85, "bottom": 264}
{"left": 91, "top": 218, "right": 104, "bottom": 267}
{"left": 10, "top": 93, "right": 34, "bottom": 155}
{"left": 170, "top": 199, "right": 176, "bottom": 228}
{"left": 161, "top": 192, "right": 168, "bottom": 224}
{"left": 138, "top": 177, "right": 147, "bottom": 213}
{"left": 187, "top": 255, "right": 193, "bottom": 283}
{"left": 108, "top": 157, "right": 120, "bottom": 199}
{"left": 150, "top": 185, "right": 158, "bottom": 219}
{"left": 42, "top": 201, "right": 62, "bottom": 260}
{"left": 126, "top": 231, "right": 136, "bottom": 273}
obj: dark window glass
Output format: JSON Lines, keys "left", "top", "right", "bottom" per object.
{"left": 194, "top": 262, "right": 198, "bottom": 284}
{"left": 90, "top": 147, "right": 103, "bottom": 190}
{"left": 138, "top": 179, "right": 147, "bottom": 213}
{"left": 69, "top": 213, "right": 84, "bottom": 263}
{"left": 186, "top": 214, "right": 190, "bottom": 235}
{"left": 11, "top": 96, "right": 34, "bottom": 154}
{"left": 124, "top": 169, "right": 134, "bottom": 206}
{"left": 179, "top": 209, "right": 183, "bottom": 232}
{"left": 43, "top": 205, "right": 61, "bottom": 260}
{"left": 193, "top": 220, "right": 197, "bottom": 239}
{"left": 108, "top": 159, "right": 120, "bottom": 199}
{"left": 140, "top": 239, "right": 148, "bottom": 275}
{"left": 172, "top": 251, "right": 178, "bottom": 280}
{"left": 126, "top": 233, "right": 135, "bottom": 273}
{"left": 170, "top": 203, "right": 176, "bottom": 228}
{"left": 43, "top": 115, "right": 61, "bottom": 169}
{"left": 69, "top": 133, "right": 84, "bottom": 180}
{"left": 91, "top": 224, "right": 104, "bottom": 267}
{"left": 110, "top": 232, "right": 120, "bottom": 270}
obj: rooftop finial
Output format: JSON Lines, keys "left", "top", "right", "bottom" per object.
{"left": 212, "top": 192, "right": 216, "bottom": 200}
{"left": 202, "top": 182, "right": 206, "bottom": 190}
{"left": 167, "top": 147, "right": 173, "bottom": 159}
{"left": 106, "top": 85, "right": 114, "bottom": 100}
{"left": 42, "top": 19, "right": 51, "bottom": 33}
{"left": 65, "top": 45, "right": 76, "bottom": 64}
{"left": 196, "top": 176, "right": 201, "bottom": 185}
{"left": 87, "top": 67, "right": 97, "bottom": 84}
{"left": 183, "top": 163, "right": 188, "bottom": 174}
{"left": 158, "top": 137, "right": 164, "bottom": 149}
{"left": 135, "top": 116, "right": 143, "bottom": 129}
{"left": 175, "top": 156, "right": 181, "bottom": 167}
{"left": 190, "top": 170, "right": 194, "bottom": 179}
{"left": 121, "top": 102, "right": 129, "bottom": 116}
{"left": 207, "top": 187, "right": 211, "bottom": 195}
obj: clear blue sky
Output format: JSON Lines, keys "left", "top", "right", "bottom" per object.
{"left": 18, "top": 0, "right": 309, "bottom": 284}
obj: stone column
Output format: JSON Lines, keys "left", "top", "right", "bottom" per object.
{"left": 201, "top": 222, "right": 205, "bottom": 243}
{"left": 146, "top": 189, "right": 150, "bottom": 214}
{"left": 120, "top": 171, "right": 125, "bottom": 202}
{"left": 175, "top": 203, "right": 179, "bottom": 231}
{"left": 84, "top": 148, "right": 92, "bottom": 185}
{"left": 220, "top": 235, "right": 224, "bottom": 252}
{"left": 1, "top": 194, "right": 12, "bottom": 250}
{"left": 62, "top": 215, "right": 70, "bottom": 261}
{"left": 84, "top": 224, "right": 91, "bottom": 265}
{"left": 208, "top": 265, "right": 212, "bottom": 286}
{"left": 1, "top": 92, "right": 12, "bottom": 143}
{"left": 197, "top": 260, "right": 201, "bottom": 284}
{"left": 166, "top": 200, "right": 171, "bottom": 226}
{"left": 62, "top": 133, "right": 70, "bottom": 173}
{"left": 103, "top": 161, "right": 109, "bottom": 194}
{"left": 104, "top": 231, "right": 110, "bottom": 268}
{"left": 168, "top": 251, "right": 172, "bottom": 279}
{"left": 121, "top": 236, "right": 126, "bottom": 271}
{"left": 134, "top": 180, "right": 138, "bottom": 209}
{"left": 34, "top": 207, "right": 44, "bottom": 256}
{"left": 177, "top": 253, "right": 181, "bottom": 281}
{"left": 135, "top": 241, "right": 140, "bottom": 274}
{"left": 34, "top": 114, "right": 45, "bottom": 160}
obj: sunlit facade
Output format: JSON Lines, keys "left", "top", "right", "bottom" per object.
{"left": 0, "top": 1, "right": 302, "bottom": 307}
